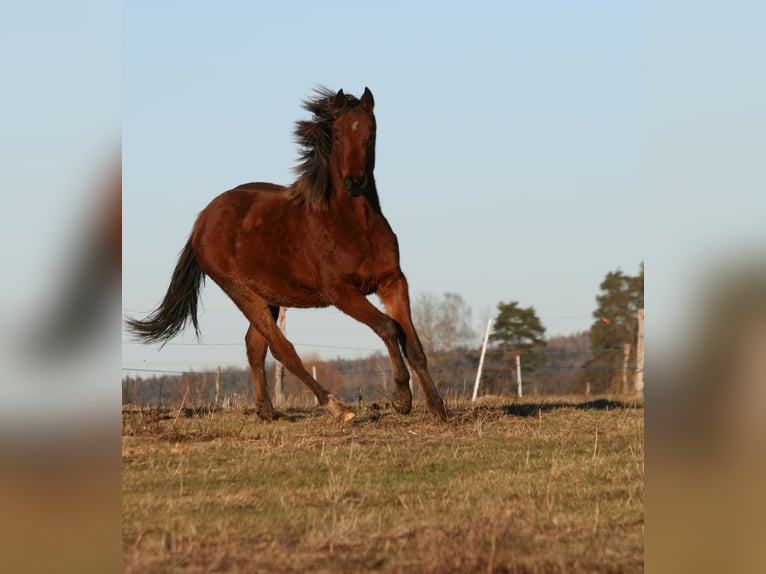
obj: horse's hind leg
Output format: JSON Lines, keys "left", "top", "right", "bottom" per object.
{"left": 227, "top": 285, "right": 355, "bottom": 424}
{"left": 246, "top": 322, "right": 289, "bottom": 422}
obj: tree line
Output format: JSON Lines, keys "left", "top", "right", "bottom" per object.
{"left": 122, "top": 263, "right": 644, "bottom": 407}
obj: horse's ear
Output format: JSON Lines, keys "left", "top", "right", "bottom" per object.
{"left": 361, "top": 87, "right": 374, "bottom": 112}
{"left": 334, "top": 89, "right": 347, "bottom": 111}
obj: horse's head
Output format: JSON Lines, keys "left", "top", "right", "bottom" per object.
{"left": 330, "top": 88, "right": 376, "bottom": 198}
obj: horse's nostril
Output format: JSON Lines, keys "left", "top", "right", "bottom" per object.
{"left": 344, "top": 175, "right": 364, "bottom": 189}
{"left": 343, "top": 175, "right": 365, "bottom": 197}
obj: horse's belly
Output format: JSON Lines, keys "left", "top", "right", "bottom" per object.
{"left": 253, "top": 279, "right": 331, "bottom": 309}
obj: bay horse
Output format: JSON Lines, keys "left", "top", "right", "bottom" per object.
{"left": 126, "top": 87, "right": 448, "bottom": 424}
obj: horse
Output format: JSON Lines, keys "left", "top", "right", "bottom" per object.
{"left": 126, "top": 87, "right": 448, "bottom": 424}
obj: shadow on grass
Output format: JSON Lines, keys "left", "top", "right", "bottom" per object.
{"left": 501, "top": 398, "right": 641, "bottom": 417}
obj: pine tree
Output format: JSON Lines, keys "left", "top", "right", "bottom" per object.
{"left": 480, "top": 301, "right": 546, "bottom": 395}
{"left": 586, "top": 263, "right": 644, "bottom": 392}
{"left": 487, "top": 300, "right": 547, "bottom": 390}
{"left": 490, "top": 301, "right": 546, "bottom": 355}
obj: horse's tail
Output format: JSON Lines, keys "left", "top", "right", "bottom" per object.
{"left": 125, "top": 237, "right": 205, "bottom": 345}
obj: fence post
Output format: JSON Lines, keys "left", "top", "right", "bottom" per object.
{"left": 622, "top": 343, "right": 631, "bottom": 394}
{"left": 516, "top": 354, "right": 523, "bottom": 398}
{"left": 635, "top": 308, "right": 645, "bottom": 394}
{"left": 214, "top": 365, "right": 221, "bottom": 409}
{"left": 312, "top": 365, "right": 319, "bottom": 405}
{"left": 274, "top": 307, "right": 287, "bottom": 406}
{"left": 472, "top": 318, "right": 493, "bottom": 401}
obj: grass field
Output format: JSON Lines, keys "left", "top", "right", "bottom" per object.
{"left": 122, "top": 396, "right": 644, "bottom": 573}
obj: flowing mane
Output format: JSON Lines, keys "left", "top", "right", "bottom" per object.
{"left": 285, "top": 86, "right": 369, "bottom": 210}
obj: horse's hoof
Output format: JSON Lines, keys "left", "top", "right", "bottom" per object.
{"left": 256, "top": 404, "right": 292, "bottom": 422}
{"left": 338, "top": 410, "right": 356, "bottom": 427}
{"left": 429, "top": 398, "right": 449, "bottom": 422}
{"left": 391, "top": 388, "right": 412, "bottom": 414}
{"left": 391, "top": 399, "right": 412, "bottom": 414}
{"left": 327, "top": 396, "right": 356, "bottom": 426}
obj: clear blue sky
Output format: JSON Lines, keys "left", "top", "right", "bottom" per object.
{"left": 0, "top": 1, "right": 760, "bottom": 380}
{"left": 123, "top": 1, "right": 646, "bottom": 374}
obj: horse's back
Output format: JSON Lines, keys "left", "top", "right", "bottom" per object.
{"left": 191, "top": 182, "right": 285, "bottom": 270}
{"left": 191, "top": 181, "right": 324, "bottom": 299}
{"left": 232, "top": 181, "right": 285, "bottom": 194}
{"left": 198, "top": 182, "right": 287, "bottom": 225}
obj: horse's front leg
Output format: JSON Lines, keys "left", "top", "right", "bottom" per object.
{"left": 377, "top": 274, "right": 448, "bottom": 421}
{"left": 327, "top": 283, "right": 414, "bottom": 415}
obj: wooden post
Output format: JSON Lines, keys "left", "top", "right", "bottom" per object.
{"left": 312, "top": 365, "right": 319, "bottom": 405}
{"left": 274, "top": 307, "right": 287, "bottom": 406}
{"left": 635, "top": 308, "right": 645, "bottom": 394}
{"left": 622, "top": 343, "right": 631, "bottom": 394}
{"left": 516, "top": 354, "right": 523, "bottom": 398}
{"left": 472, "top": 318, "right": 493, "bottom": 402}
{"left": 214, "top": 365, "right": 221, "bottom": 409}
{"left": 156, "top": 379, "right": 164, "bottom": 411}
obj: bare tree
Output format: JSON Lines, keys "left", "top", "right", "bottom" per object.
{"left": 412, "top": 293, "right": 439, "bottom": 355}
{"left": 436, "top": 292, "right": 475, "bottom": 351}
{"left": 412, "top": 292, "right": 475, "bottom": 354}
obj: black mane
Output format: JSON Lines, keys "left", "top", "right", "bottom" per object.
{"left": 285, "top": 87, "right": 364, "bottom": 210}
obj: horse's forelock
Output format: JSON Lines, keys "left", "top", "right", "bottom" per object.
{"left": 286, "top": 87, "right": 368, "bottom": 210}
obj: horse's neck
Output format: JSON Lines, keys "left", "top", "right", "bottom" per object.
{"left": 364, "top": 184, "right": 382, "bottom": 214}
{"left": 329, "top": 188, "right": 384, "bottom": 231}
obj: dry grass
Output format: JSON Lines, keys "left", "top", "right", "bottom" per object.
{"left": 123, "top": 396, "right": 643, "bottom": 573}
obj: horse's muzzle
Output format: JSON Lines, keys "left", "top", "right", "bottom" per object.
{"left": 343, "top": 175, "right": 366, "bottom": 197}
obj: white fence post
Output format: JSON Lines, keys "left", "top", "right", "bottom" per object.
{"left": 312, "top": 365, "right": 319, "bottom": 405}
{"left": 274, "top": 307, "right": 287, "bottom": 405}
{"left": 635, "top": 308, "right": 645, "bottom": 394}
{"left": 516, "top": 354, "right": 523, "bottom": 398}
{"left": 622, "top": 343, "right": 631, "bottom": 394}
{"left": 472, "top": 318, "right": 493, "bottom": 402}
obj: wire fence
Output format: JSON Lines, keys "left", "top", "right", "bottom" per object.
{"left": 121, "top": 353, "right": 643, "bottom": 410}
{"left": 122, "top": 310, "right": 644, "bottom": 405}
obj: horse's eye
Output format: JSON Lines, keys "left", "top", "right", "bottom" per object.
{"left": 334, "top": 133, "right": 341, "bottom": 142}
